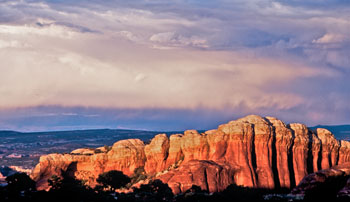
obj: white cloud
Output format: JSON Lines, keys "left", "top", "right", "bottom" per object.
{"left": 115, "top": 31, "right": 140, "bottom": 42}
{"left": 0, "top": 40, "right": 28, "bottom": 48}
{"left": 61, "top": 113, "right": 78, "bottom": 116}
{"left": 313, "top": 33, "right": 347, "bottom": 44}
{"left": 134, "top": 73, "right": 147, "bottom": 82}
{"left": 0, "top": 23, "right": 79, "bottom": 39}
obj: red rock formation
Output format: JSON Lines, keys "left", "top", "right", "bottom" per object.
{"left": 32, "top": 139, "right": 145, "bottom": 190}
{"left": 0, "top": 172, "right": 4, "bottom": 182}
{"left": 316, "top": 128, "right": 340, "bottom": 169}
{"left": 31, "top": 115, "right": 350, "bottom": 193}
{"left": 144, "top": 134, "right": 169, "bottom": 174}
{"left": 238, "top": 115, "right": 275, "bottom": 188}
{"left": 164, "top": 134, "right": 184, "bottom": 169}
{"left": 205, "top": 129, "right": 227, "bottom": 162}
{"left": 289, "top": 123, "right": 310, "bottom": 186}
{"left": 180, "top": 130, "right": 209, "bottom": 163}
{"left": 339, "top": 141, "right": 350, "bottom": 165}
{"left": 157, "top": 160, "right": 235, "bottom": 194}
{"left": 311, "top": 133, "right": 321, "bottom": 172}
{"left": 266, "top": 117, "right": 293, "bottom": 188}
{"left": 104, "top": 139, "right": 146, "bottom": 176}
{"left": 71, "top": 148, "right": 96, "bottom": 155}
{"left": 291, "top": 162, "right": 350, "bottom": 197}
{"left": 218, "top": 119, "right": 257, "bottom": 187}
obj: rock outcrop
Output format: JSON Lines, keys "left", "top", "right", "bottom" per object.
{"left": 339, "top": 141, "right": 350, "bottom": 165}
{"left": 291, "top": 162, "right": 350, "bottom": 198}
{"left": 157, "top": 160, "right": 235, "bottom": 194}
{"left": 32, "top": 139, "right": 145, "bottom": 189}
{"left": 31, "top": 115, "right": 350, "bottom": 194}
{"left": 71, "top": 148, "right": 96, "bottom": 155}
{"left": 144, "top": 134, "right": 169, "bottom": 174}
{"left": 316, "top": 128, "right": 340, "bottom": 170}
{"left": 0, "top": 172, "right": 5, "bottom": 183}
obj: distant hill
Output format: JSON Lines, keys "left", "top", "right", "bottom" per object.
{"left": 310, "top": 125, "right": 350, "bottom": 141}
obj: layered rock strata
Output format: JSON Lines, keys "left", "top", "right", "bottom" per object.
{"left": 31, "top": 115, "right": 350, "bottom": 193}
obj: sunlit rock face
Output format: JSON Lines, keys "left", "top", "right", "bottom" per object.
{"left": 339, "top": 140, "right": 350, "bottom": 165}
{"left": 144, "top": 134, "right": 169, "bottom": 174}
{"left": 32, "top": 139, "right": 145, "bottom": 190}
{"left": 157, "top": 160, "right": 235, "bottom": 194}
{"left": 316, "top": 128, "right": 340, "bottom": 170}
{"left": 32, "top": 115, "right": 350, "bottom": 193}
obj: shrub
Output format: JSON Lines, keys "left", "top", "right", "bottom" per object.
{"left": 97, "top": 170, "right": 130, "bottom": 192}
{"left": 6, "top": 172, "right": 36, "bottom": 193}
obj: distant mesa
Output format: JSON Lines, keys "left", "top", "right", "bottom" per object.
{"left": 31, "top": 115, "right": 350, "bottom": 194}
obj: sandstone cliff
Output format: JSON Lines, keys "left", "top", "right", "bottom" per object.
{"left": 31, "top": 115, "right": 350, "bottom": 193}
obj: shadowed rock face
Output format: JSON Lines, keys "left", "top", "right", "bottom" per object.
{"left": 291, "top": 162, "right": 350, "bottom": 198}
{"left": 31, "top": 115, "right": 350, "bottom": 193}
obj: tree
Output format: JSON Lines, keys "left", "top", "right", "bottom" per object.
{"left": 6, "top": 172, "right": 36, "bottom": 193}
{"left": 129, "top": 167, "right": 147, "bottom": 186}
{"left": 133, "top": 179, "right": 174, "bottom": 201}
{"left": 48, "top": 175, "right": 63, "bottom": 190}
{"left": 97, "top": 170, "right": 130, "bottom": 192}
{"left": 3, "top": 172, "right": 36, "bottom": 201}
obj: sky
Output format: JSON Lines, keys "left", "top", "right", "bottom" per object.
{"left": 0, "top": 0, "right": 349, "bottom": 132}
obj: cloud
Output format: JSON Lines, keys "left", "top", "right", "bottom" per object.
{"left": 0, "top": 22, "right": 88, "bottom": 39}
{"left": 0, "top": 0, "right": 349, "bottom": 130}
{"left": 149, "top": 32, "right": 208, "bottom": 49}
{"left": 134, "top": 73, "right": 147, "bottom": 82}
{"left": 116, "top": 31, "right": 140, "bottom": 42}
{"left": 61, "top": 113, "right": 78, "bottom": 116}
{"left": 313, "top": 33, "right": 348, "bottom": 44}
{"left": 0, "top": 39, "right": 26, "bottom": 48}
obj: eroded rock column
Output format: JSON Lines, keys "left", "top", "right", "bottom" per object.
{"left": 267, "top": 117, "right": 293, "bottom": 188}
{"left": 218, "top": 120, "right": 257, "bottom": 187}
{"left": 144, "top": 134, "right": 170, "bottom": 174}
{"left": 316, "top": 129, "right": 340, "bottom": 169}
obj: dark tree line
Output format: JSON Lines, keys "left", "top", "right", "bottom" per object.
{"left": 1, "top": 169, "right": 350, "bottom": 202}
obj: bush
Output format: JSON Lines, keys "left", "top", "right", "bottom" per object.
{"left": 97, "top": 170, "right": 130, "bottom": 192}
{"left": 6, "top": 172, "right": 36, "bottom": 193}
{"left": 129, "top": 167, "right": 148, "bottom": 186}
{"left": 132, "top": 179, "right": 174, "bottom": 201}
{"left": 104, "top": 145, "right": 112, "bottom": 152}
